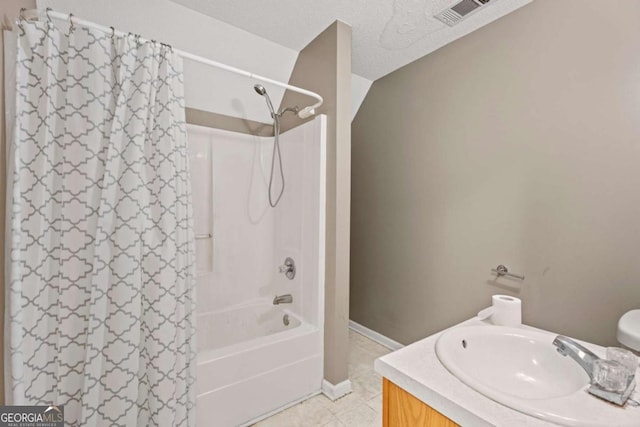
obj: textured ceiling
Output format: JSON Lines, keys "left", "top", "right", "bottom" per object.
{"left": 170, "top": 0, "right": 533, "bottom": 81}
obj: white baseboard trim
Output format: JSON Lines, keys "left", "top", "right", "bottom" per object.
{"left": 321, "top": 379, "right": 352, "bottom": 401}
{"left": 349, "top": 320, "right": 404, "bottom": 351}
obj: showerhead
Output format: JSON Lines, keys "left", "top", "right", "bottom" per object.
{"left": 254, "top": 84, "right": 267, "bottom": 96}
{"left": 254, "top": 83, "right": 276, "bottom": 119}
{"left": 253, "top": 83, "right": 318, "bottom": 119}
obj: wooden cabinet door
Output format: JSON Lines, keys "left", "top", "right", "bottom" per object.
{"left": 383, "top": 378, "right": 459, "bottom": 427}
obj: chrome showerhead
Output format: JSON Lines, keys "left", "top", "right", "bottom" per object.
{"left": 254, "top": 83, "right": 276, "bottom": 118}
{"left": 254, "top": 84, "right": 267, "bottom": 96}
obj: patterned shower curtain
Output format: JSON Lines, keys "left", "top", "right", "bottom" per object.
{"left": 7, "top": 19, "right": 196, "bottom": 427}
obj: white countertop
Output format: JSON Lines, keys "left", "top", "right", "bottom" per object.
{"left": 374, "top": 317, "right": 640, "bottom": 427}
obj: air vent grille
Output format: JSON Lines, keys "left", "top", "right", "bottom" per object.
{"left": 434, "top": 0, "right": 492, "bottom": 27}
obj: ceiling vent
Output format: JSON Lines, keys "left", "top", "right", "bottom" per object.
{"left": 434, "top": 0, "right": 492, "bottom": 26}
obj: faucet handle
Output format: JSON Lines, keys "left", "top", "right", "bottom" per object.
{"left": 279, "top": 257, "right": 296, "bottom": 280}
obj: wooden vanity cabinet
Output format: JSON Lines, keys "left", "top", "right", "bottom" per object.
{"left": 382, "top": 378, "right": 459, "bottom": 427}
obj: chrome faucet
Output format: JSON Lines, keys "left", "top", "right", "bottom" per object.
{"left": 552, "top": 335, "right": 601, "bottom": 380}
{"left": 273, "top": 294, "right": 293, "bottom": 305}
{"left": 553, "top": 335, "right": 636, "bottom": 406}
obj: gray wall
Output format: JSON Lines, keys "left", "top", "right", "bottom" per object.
{"left": 281, "top": 21, "right": 353, "bottom": 385}
{"left": 185, "top": 108, "right": 272, "bottom": 136}
{"left": 351, "top": 0, "right": 640, "bottom": 347}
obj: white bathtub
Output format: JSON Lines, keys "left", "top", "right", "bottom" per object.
{"left": 196, "top": 300, "right": 323, "bottom": 427}
{"left": 197, "top": 301, "right": 302, "bottom": 352}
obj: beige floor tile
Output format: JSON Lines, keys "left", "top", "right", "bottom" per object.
{"left": 320, "top": 419, "right": 347, "bottom": 427}
{"left": 325, "top": 391, "right": 366, "bottom": 416}
{"left": 350, "top": 330, "right": 391, "bottom": 355}
{"left": 373, "top": 408, "right": 383, "bottom": 425}
{"left": 365, "top": 393, "right": 383, "bottom": 414}
{"left": 253, "top": 400, "right": 337, "bottom": 427}
{"left": 363, "top": 343, "right": 391, "bottom": 359}
{"left": 351, "top": 373, "right": 383, "bottom": 401}
{"left": 335, "top": 403, "right": 379, "bottom": 427}
{"left": 348, "top": 345, "right": 375, "bottom": 363}
{"left": 349, "top": 359, "right": 375, "bottom": 379}
{"left": 295, "top": 399, "right": 336, "bottom": 425}
{"left": 257, "top": 331, "right": 390, "bottom": 426}
{"left": 252, "top": 404, "right": 304, "bottom": 427}
{"left": 349, "top": 330, "right": 372, "bottom": 349}
{"left": 301, "top": 394, "right": 333, "bottom": 409}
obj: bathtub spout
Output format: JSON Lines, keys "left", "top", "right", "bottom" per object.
{"left": 273, "top": 294, "right": 293, "bottom": 305}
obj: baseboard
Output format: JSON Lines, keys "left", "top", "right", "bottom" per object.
{"left": 321, "top": 379, "right": 352, "bottom": 401}
{"left": 349, "top": 320, "right": 404, "bottom": 351}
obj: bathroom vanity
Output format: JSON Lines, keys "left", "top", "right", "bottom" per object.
{"left": 383, "top": 378, "right": 458, "bottom": 426}
{"left": 375, "top": 318, "right": 640, "bottom": 427}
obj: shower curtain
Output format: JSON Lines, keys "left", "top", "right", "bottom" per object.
{"left": 7, "top": 19, "right": 196, "bottom": 427}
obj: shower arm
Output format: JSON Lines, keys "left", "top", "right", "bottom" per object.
{"left": 20, "top": 8, "right": 324, "bottom": 119}
{"left": 277, "top": 106, "right": 300, "bottom": 117}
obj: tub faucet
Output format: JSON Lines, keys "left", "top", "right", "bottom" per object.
{"left": 552, "top": 335, "right": 601, "bottom": 380}
{"left": 273, "top": 294, "right": 293, "bottom": 305}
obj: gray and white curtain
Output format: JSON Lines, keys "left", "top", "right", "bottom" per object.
{"left": 7, "top": 19, "right": 196, "bottom": 427}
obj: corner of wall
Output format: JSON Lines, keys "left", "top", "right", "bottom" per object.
{"left": 351, "top": 74, "right": 373, "bottom": 122}
{"left": 281, "top": 20, "right": 352, "bottom": 385}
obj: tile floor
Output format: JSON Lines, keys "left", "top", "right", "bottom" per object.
{"left": 252, "top": 329, "right": 392, "bottom": 427}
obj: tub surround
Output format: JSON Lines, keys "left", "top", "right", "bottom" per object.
{"left": 375, "top": 318, "right": 640, "bottom": 426}
{"left": 190, "top": 116, "right": 327, "bottom": 426}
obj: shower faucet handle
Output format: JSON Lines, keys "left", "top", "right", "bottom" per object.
{"left": 279, "top": 257, "right": 296, "bottom": 280}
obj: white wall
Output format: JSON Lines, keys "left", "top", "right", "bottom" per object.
{"left": 187, "top": 117, "right": 325, "bottom": 328}
{"left": 188, "top": 125, "right": 275, "bottom": 314}
{"left": 37, "top": 0, "right": 298, "bottom": 124}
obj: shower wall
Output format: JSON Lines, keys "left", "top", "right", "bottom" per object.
{"left": 189, "top": 126, "right": 276, "bottom": 313}
{"left": 187, "top": 115, "right": 325, "bottom": 327}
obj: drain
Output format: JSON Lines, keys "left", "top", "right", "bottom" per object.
{"left": 462, "top": 339, "right": 467, "bottom": 349}
{"left": 283, "top": 314, "right": 290, "bottom": 326}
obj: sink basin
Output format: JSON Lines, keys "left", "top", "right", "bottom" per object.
{"left": 436, "top": 326, "right": 589, "bottom": 400}
{"left": 435, "top": 325, "right": 639, "bottom": 427}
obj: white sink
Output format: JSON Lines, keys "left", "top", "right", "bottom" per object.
{"left": 435, "top": 325, "right": 639, "bottom": 427}
{"left": 436, "top": 326, "right": 589, "bottom": 400}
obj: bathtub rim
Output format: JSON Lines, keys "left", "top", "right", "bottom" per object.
{"left": 197, "top": 315, "right": 316, "bottom": 365}
{"left": 196, "top": 296, "right": 299, "bottom": 318}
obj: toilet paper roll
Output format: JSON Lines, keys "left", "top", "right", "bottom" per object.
{"left": 477, "top": 295, "right": 522, "bottom": 327}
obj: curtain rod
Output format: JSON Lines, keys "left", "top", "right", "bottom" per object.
{"left": 21, "top": 8, "right": 323, "bottom": 119}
